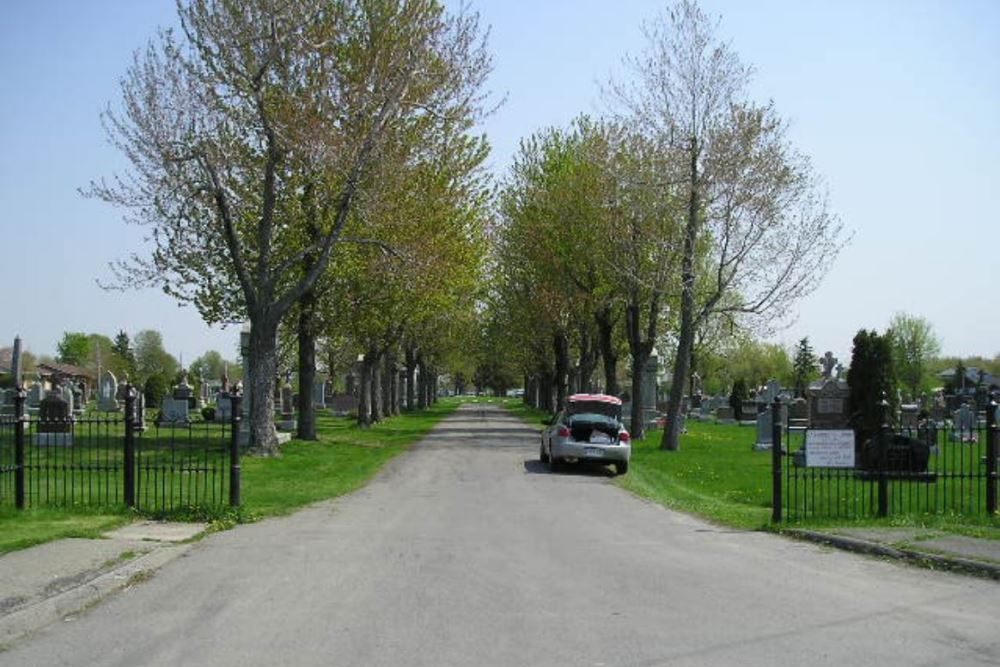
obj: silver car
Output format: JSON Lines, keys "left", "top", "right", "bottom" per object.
{"left": 540, "top": 394, "right": 631, "bottom": 475}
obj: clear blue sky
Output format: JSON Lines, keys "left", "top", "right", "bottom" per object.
{"left": 1, "top": 1, "right": 998, "bottom": 368}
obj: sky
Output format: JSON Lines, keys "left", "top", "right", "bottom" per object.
{"left": 1, "top": 0, "right": 998, "bottom": 369}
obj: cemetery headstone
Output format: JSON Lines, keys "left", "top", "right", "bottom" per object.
{"left": 807, "top": 378, "right": 850, "bottom": 429}
{"left": 641, "top": 355, "right": 659, "bottom": 410}
{"left": 173, "top": 375, "right": 195, "bottom": 409}
{"left": 215, "top": 393, "right": 233, "bottom": 423}
{"left": 35, "top": 390, "right": 73, "bottom": 447}
{"left": 788, "top": 397, "right": 809, "bottom": 427}
{"left": 952, "top": 404, "right": 976, "bottom": 443}
{"left": 715, "top": 405, "right": 735, "bottom": 423}
{"left": 71, "top": 382, "right": 84, "bottom": 415}
{"left": 26, "top": 383, "right": 44, "bottom": 412}
{"left": 754, "top": 401, "right": 788, "bottom": 451}
{"left": 278, "top": 383, "right": 296, "bottom": 432}
{"left": 98, "top": 370, "right": 121, "bottom": 412}
{"left": 899, "top": 404, "right": 919, "bottom": 431}
{"left": 159, "top": 397, "right": 190, "bottom": 425}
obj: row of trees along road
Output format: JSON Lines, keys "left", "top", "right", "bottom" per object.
{"left": 91, "top": 0, "right": 494, "bottom": 453}
{"left": 487, "top": 1, "right": 847, "bottom": 446}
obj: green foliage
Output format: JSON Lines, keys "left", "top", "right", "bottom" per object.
{"left": 847, "top": 329, "right": 897, "bottom": 443}
{"left": 143, "top": 373, "right": 170, "bottom": 407}
{"left": 729, "top": 378, "right": 748, "bottom": 420}
{"left": 57, "top": 332, "right": 90, "bottom": 365}
{"left": 133, "top": 330, "right": 178, "bottom": 385}
{"left": 792, "top": 337, "right": 817, "bottom": 397}
{"left": 112, "top": 330, "right": 137, "bottom": 380}
{"left": 887, "top": 312, "right": 941, "bottom": 399}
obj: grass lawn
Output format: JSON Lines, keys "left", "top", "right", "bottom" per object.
{"left": 497, "top": 402, "right": 999, "bottom": 537}
{"left": 0, "top": 399, "right": 461, "bottom": 554}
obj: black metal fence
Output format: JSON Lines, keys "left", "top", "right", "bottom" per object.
{"left": 771, "top": 397, "right": 999, "bottom": 522}
{"left": 0, "top": 386, "right": 242, "bottom": 513}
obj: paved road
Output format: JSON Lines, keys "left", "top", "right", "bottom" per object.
{"left": 3, "top": 404, "right": 998, "bottom": 666}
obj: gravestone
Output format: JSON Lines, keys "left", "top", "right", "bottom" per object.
{"left": 0, "top": 389, "right": 16, "bottom": 416}
{"left": 159, "top": 397, "right": 190, "bottom": 425}
{"left": 10, "top": 336, "right": 24, "bottom": 387}
{"left": 758, "top": 380, "right": 782, "bottom": 406}
{"left": 60, "top": 384, "right": 75, "bottom": 415}
{"left": 899, "top": 404, "right": 919, "bottom": 431}
{"left": 34, "top": 390, "right": 73, "bottom": 447}
{"left": 71, "top": 382, "right": 84, "bottom": 415}
{"left": 98, "top": 370, "right": 120, "bottom": 412}
{"left": 26, "top": 383, "right": 44, "bottom": 413}
{"left": 215, "top": 393, "right": 234, "bottom": 423}
{"left": 278, "top": 383, "right": 296, "bottom": 432}
{"left": 328, "top": 395, "right": 359, "bottom": 416}
{"left": 740, "top": 400, "right": 758, "bottom": 422}
{"left": 754, "top": 401, "right": 788, "bottom": 451}
{"left": 807, "top": 378, "right": 850, "bottom": 429}
{"left": 715, "top": 405, "right": 735, "bottom": 423}
{"left": 173, "top": 376, "right": 195, "bottom": 409}
{"left": 313, "top": 378, "right": 327, "bottom": 408}
{"left": 642, "top": 355, "right": 659, "bottom": 411}
{"left": 952, "top": 404, "right": 976, "bottom": 443}
{"left": 788, "top": 397, "right": 809, "bottom": 428}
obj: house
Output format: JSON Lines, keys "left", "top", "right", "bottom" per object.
{"left": 937, "top": 367, "right": 1000, "bottom": 394}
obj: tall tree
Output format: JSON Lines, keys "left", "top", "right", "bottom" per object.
{"left": 56, "top": 332, "right": 90, "bottom": 366}
{"left": 609, "top": 1, "right": 847, "bottom": 450}
{"left": 90, "top": 0, "right": 493, "bottom": 453}
{"left": 847, "top": 329, "right": 897, "bottom": 444}
{"left": 887, "top": 312, "right": 941, "bottom": 399}
{"left": 792, "top": 337, "right": 817, "bottom": 398}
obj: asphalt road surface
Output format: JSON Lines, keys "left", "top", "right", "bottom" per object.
{"left": 3, "top": 404, "right": 998, "bottom": 666}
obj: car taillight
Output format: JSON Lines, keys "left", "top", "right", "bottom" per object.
{"left": 557, "top": 426, "right": 571, "bottom": 437}
{"left": 619, "top": 431, "right": 631, "bottom": 444}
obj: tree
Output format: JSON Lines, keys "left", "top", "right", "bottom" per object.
{"left": 190, "top": 350, "right": 229, "bottom": 383}
{"left": 133, "top": 330, "right": 179, "bottom": 385}
{"left": 792, "top": 337, "right": 817, "bottom": 398}
{"left": 847, "top": 329, "right": 896, "bottom": 445}
{"left": 90, "top": 0, "right": 493, "bottom": 454}
{"left": 57, "top": 332, "right": 90, "bottom": 366}
{"left": 112, "top": 330, "right": 137, "bottom": 380}
{"left": 608, "top": 1, "right": 847, "bottom": 451}
{"left": 887, "top": 312, "right": 941, "bottom": 399}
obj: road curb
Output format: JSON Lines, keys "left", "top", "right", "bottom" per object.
{"left": 0, "top": 543, "right": 192, "bottom": 648}
{"left": 784, "top": 529, "right": 1000, "bottom": 581}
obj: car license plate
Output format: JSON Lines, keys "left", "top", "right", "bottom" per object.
{"left": 585, "top": 447, "right": 603, "bottom": 458}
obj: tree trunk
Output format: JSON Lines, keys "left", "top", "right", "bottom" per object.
{"left": 247, "top": 317, "right": 280, "bottom": 454}
{"left": 578, "top": 325, "right": 596, "bottom": 393}
{"left": 538, "top": 370, "right": 554, "bottom": 412}
{"left": 371, "top": 349, "right": 384, "bottom": 423}
{"left": 596, "top": 303, "right": 619, "bottom": 397}
{"left": 296, "top": 291, "right": 318, "bottom": 441}
{"left": 417, "top": 353, "right": 427, "bottom": 410}
{"left": 661, "top": 144, "right": 701, "bottom": 452}
{"left": 553, "top": 332, "right": 569, "bottom": 412}
{"left": 405, "top": 344, "right": 417, "bottom": 411}
{"left": 357, "top": 353, "right": 373, "bottom": 427}
{"left": 625, "top": 297, "right": 656, "bottom": 441}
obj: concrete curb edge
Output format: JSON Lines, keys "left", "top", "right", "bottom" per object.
{"left": 0, "top": 543, "right": 192, "bottom": 648}
{"left": 784, "top": 529, "right": 1000, "bottom": 581}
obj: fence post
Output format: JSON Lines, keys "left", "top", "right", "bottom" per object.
{"left": 14, "top": 386, "right": 26, "bottom": 510}
{"left": 230, "top": 392, "right": 241, "bottom": 507}
{"left": 987, "top": 398, "right": 997, "bottom": 515}
{"left": 877, "top": 394, "right": 890, "bottom": 518}
{"left": 771, "top": 396, "right": 782, "bottom": 523}
{"left": 123, "top": 384, "right": 136, "bottom": 508}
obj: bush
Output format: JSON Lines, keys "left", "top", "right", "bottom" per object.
{"left": 144, "top": 374, "right": 169, "bottom": 407}
{"left": 201, "top": 406, "right": 216, "bottom": 421}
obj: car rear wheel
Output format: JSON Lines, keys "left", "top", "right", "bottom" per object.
{"left": 615, "top": 461, "right": 629, "bottom": 476}
{"left": 549, "top": 456, "right": 561, "bottom": 473}
{"left": 539, "top": 442, "right": 549, "bottom": 463}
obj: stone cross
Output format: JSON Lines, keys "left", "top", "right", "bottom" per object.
{"left": 820, "top": 352, "right": 837, "bottom": 379}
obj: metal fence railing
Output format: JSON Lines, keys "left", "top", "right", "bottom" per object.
{"left": 0, "top": 385, "right": 242, "bottom": 513}
{"left": 770, "top": 397, "right": 999, "bottom": 522}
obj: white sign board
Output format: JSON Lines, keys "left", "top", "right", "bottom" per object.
{"left": 805, "top": 429, "right": 855, "bottom": 468}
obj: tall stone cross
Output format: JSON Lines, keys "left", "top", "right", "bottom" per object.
{"left": 820, "top": 351, "right": 837, "bottom": 379}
